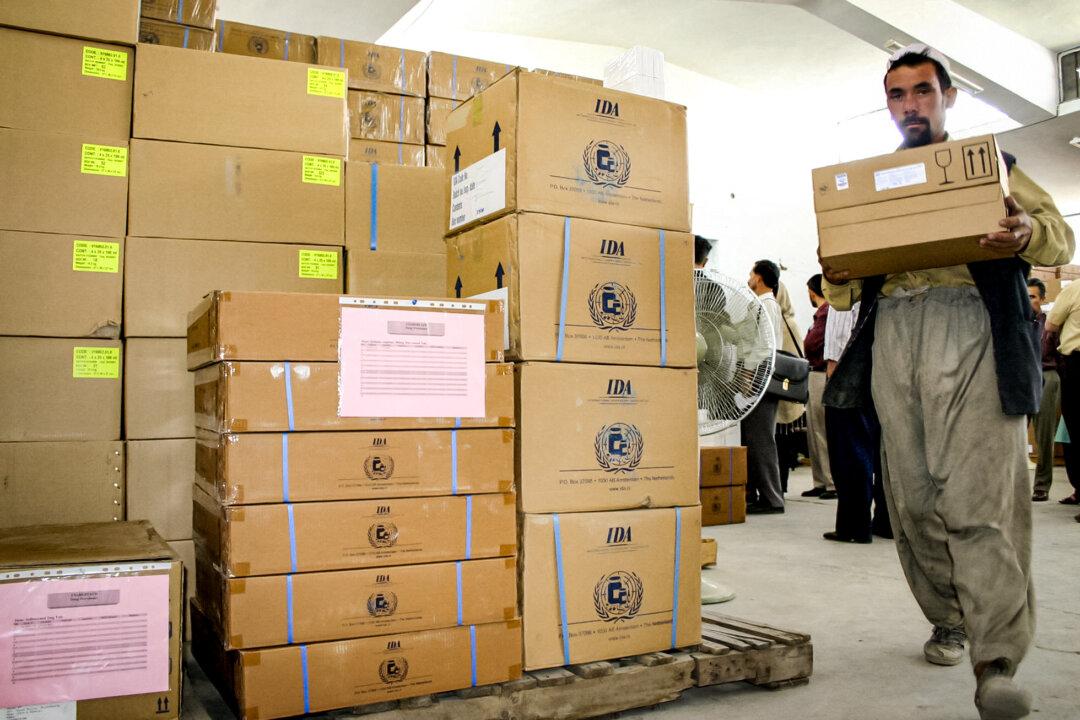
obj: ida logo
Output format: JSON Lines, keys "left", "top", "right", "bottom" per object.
{"left": 594, "top": 98, "right": 620, "bottom": 117}
{"left": 588, "top": 282, "right": 637, "bottom": 331}
{"left": 368, "top": 522, "right": 399, "bottom": 548}
{"left": 364, "top": 454, "right": 395, "bottom": 481}
{"left": 364, "top": 51, "right": 381, "bottom": 81}
{"left": 367, "top": 591, "right": 398, "bottom": 617}
{"left": 583, "top": 139, "right": 631, "bottom": 188}
{"left": 593, "top": 570, "right": 644, "bottom": 622}
{"left": 379, "top": 657, "right": 409, "bottom": 684}
{"left": 594, "top": 422, "right": 644, "bottom": 473}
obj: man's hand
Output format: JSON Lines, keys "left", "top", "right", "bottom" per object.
{"left": 981, "top": 195, "right": 1033, "bottom": 254}
{"left": 818, "top": 247, "right": 850, "bottom": 285}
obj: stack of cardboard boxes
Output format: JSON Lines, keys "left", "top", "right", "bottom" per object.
{"left": 215, "top": 19, "right": 317, "bottom": 62}
{"left": 186, "top": 291, "right": 521, "bottom": 719}
{"left": 699, "top": 447, "right": 749, "bottom": 525}
{"left": 138, "top": 0, "right": 216, "bottom": 51}
{"left": 445, "top": 70, "right": 702, "bottom": 670}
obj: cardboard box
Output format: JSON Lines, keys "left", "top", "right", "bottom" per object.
{"left": 0, "top": 231, "right": 123, "bottom": 337}
{"left": 214, "top": 19, "right": 317, "bottom": 63}
{"left": 345, "top": 162, "right": 444, "bottom": 254}
{"left": 168, "top": 539, "right": 196, "bottom": 641}
{"left": 141, "top": 0, "right": 215, "bottom": 30}
{"left": 446, "top": 70, "right": 690, "bottom": 234}
{"left": 132, "top": 43, "right": 348, "bottom": 155}
{"left": 139, "top": 18, "right": 214, "bottom": 50}
{"left": 0, "top": 0, "right": 139, "bottom": 44}
{"left": 124, "top": 338, "right": 193, "bottom": 439}
{"left": 520, "top": 507, "right": 701, "bottom": 670}
{"left": 318, "top": 37, "right": 425, "bottom": 96}
{"left": 186, "top": 290, "right": 505, "bottom": 368}
{"left": 194, "top": 361, "right": 515, "bottom": 433}
{"left": 199, "top": 554, "right": 517, "bottom": 647}
{"left": 812, "top": 134, "right": 1012, "bottom": 278}
{"left": 350, "top": 138, "right": 426, "bottom": 166}
{"left": 701, "top": 485, "right": 747, "bottom": 526}
{"left": 126, "top": 439, "right": 195, "bottom": 541}
{"left": 427, "top": 52, "right": 514, "bottom": 101}
{"left": 128, "top": 140, "right": 345, "bottom": 246}
{"left": 125, "top": 237, "right": 344, "bottom": 337}
{"left": 346, "top": 250, "right": 448, "bottom": 298}
{"left": 0, "top": 337, "right": 121, "bottom": 442}
{"left": 532, "top": 67, "right": 604, "bottom": 85}
{"left": 194, "top": 486, "right": 517, "bottom": 576}
{"left": 447, "top": 213, "right": 695, "bottom": 366}
{"left": 347, "top": 90, "right": 425, "bottom": 144}
{"left": 1, "top": 28, "right": 133, "bottom": 139}
{"left": 0, "top": 441, "right": 124, "bottom": 529}
{"left": 426, "top": 97, "right": 461, "bottom": 145}
{"left": 192, "top": 603, "right": 521, "bottom": 720}
{"left": 516, "top": 362, "right": 698, "bottom": 513}
{"left": 0, "top": 128, "right": 128, "bottom": 237}
{"left": 426, "top": 143, "right": 450, "bottom": 170}
{"left": 699, "top": 446, "right": 748, "bottom": 487}
{"left": 197, "top": 428, "right": 514, "bottom": 504}
{"left": 0, "top": 521, "right": 182, "bottom": 719}
{"left": 700, "top": 537, "right": 717, "bottom": 567}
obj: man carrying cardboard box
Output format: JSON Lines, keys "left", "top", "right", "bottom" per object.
{"left": 821, "top": 44, "right": 1074, "bottom": 720}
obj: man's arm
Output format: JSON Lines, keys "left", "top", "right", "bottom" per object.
{"left": 822, "top": 278, "right": 862, "bottom": 311}
{"left": 981, "top": 166, "right": 1075, "bottom": 267}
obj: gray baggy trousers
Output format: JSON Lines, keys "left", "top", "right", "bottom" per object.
{"left": 871, "top": 287, "right": 1034, "bottom": 668}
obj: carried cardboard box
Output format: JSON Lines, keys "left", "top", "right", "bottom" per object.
{"left": 133, "top": 43, "right": 348, "bottom": 155}
{"left": 168, "top": 539, "right": 196, "bottom": 641}
{"left": 196, "top": 428, "right": 514, "bottom": 504}
{"left": 346, "top": 251, "right": 448, "bottom": 298}
{"left": 139, "top": 18, "right": 214, "bottom": 50}
{"left": 141, "top": 0, "right": 216, "bottom": 30}
{"left": 214, "top": 19, "right": 317, "bottom": 63}
{"left": 192, "top": 603, "right": 520, "bottom": 720}
{"left": 0, "top": 441, "right": 124, "bottom": 529}
{"left": 126, "top": 438, "right": 195, "bottom": 541}
{"left": 426, "top": 97, "right": 462, "bottom": 145}
{"left": 1, "top": 28, "right": 133, "bottom": 139}
{"left": 128, "top": 140, "right": 344, "bottom": 246}
{"left": 348, "top": 90, "right": 425, "bottom": 144}
{"left": 318, "top": 37, "right": 426, "bottom": 96}
{"left": 0, "top": 231, "right": 122, "bottom": 337}
{"left": 1, "top": 128, "right": 128, "bottom": 237}
{"left": 198, "top": 554, "right": 517, "bottom": 647}
{"left": 427, "top": 51, "right": 514, "bottom": 101}
{"left": 194, "top": 487, "right": 517, "bottom": 576}
{"left": 699, "top": 446, "right": 748, "bottom": 487}
{"left": 125, "top": 237, "right": 344, "bottom": 337}
{"left": 446, "top": 70, "right": 690, "bottom": 234}
{"left": 0, "top": 0, "right": 139, "bottom": 44}
{"left": 124, "top": 338, "right": 193, "bottom": 439}
{"left": 0, "top": 337, "right": 121, "bottom": 442}
{"left": 345, "top": 163, "right": 445, "bottom": 254}
{"left": 520, "top": 507, "right": 701, "bottom": 669}
{"left": 701, "top": 485, "right": 746, "bottom": 526}
{"left": 447, "top": 213, "right": 695, "bottom": 366}
{"left": 812, "top": 134, "right": 1012, "bottom": 278}
{"left": 516, "top": 362, "right": 698, "bottom": 513}
{"left": 350, "top": 138, "right": 426, "bottom": 166}
{"left": 0, "top": 522, "right": 182, "bottom": 719}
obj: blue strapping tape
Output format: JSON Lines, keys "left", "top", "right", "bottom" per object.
{"left": 671, "top": 507, "right": 682, "bottom": 648}
{"left": 454, "top": 417, "right": 462, "bottom": 429}
{"left": 451, "top": 429, "right": 459, "bottom": 495}
{"left": 455, "top": 560, "right": 463, "bottom": 626}
{"left": 177, "top": 0, "right": 185, "bottom": 22}
{"left": 281, "top": 434, "right": 290, "bottom": 502}
{"left": 469, "top": 624, "right": 478, "bottom": 687}
{"left": 659, "top": 229, "right": 668, "bottom": 367}
{"left": 369, "top": 162, "right": 379, "bottom": 251}
{"left": 398, "top": 94, "right": 406, "bottom": 143}
{"left": 556, "top": 217, "right": 571, "bottom": 362}
{"left": 284, "top": 33, "right": 290, "bottom": 61}
{"left": 182, "top": 26, "right": 190, "bottom": 49}
{"left": 216, "top": 22, "right": 223, "bottom": 52}
{"left": 300, "top": 645, "right": 311, "bottom": 713}
{"left": 452, "top": 56, "right": 458, "bottom": 100}
{"left": 339, "top": 38, "right": 345, "bottom": 68}
{"left": 287, "top": 504, "right": 299, "bottom": 573}
{"left": 553, "top": 514, "right": 570, "bottom": 665}
{"left": 399, "top": 48, "right": 406, "bottom": 92}
{"left": 464, "top": 496, "right": 473, "bottom": 560}
{"left": 286, "top": 574, "right": 295, "bottom": 644}
{"left": 283, "top": 361, "right": 295, "bottom": 431}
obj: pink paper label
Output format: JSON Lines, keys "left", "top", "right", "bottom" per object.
{"left": 0, "top": 574, "right": 170, "bottom": 708}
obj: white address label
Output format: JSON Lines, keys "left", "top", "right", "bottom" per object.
{"left": 874, "top": 162, "right": 927, "bottom": 192}
{"left": 1, "top": 702, "right": 76, "bottom": 720}
{"left": 450, "top": 149, "right": 507, "bottom": 230}
{"left": 834, "top": 172, "right": 849, "bottom": 191}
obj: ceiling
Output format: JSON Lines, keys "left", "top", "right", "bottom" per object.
{"left": 998, "top": 111, "right": 1080, "bottom": 216}
{"left": 215, "top": 0, "right": 417, "bottom": 40}
{"left": 952, "top": 0, "right": 1080, "bottom": 52}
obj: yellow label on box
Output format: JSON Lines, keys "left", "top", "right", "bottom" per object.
{"left": 307, "top": 68, "right": 346, "bottom": 98}
{"left": 72, "top": 240, "right": 120, "bottom": 273}
{"left": 72, "top": 347, "right": 120, "bottom": 379}
{"left": 81, "top": 144, "right": 128, "bottom": 177}
{"left": 298, "top": 250, "right": 339, "bottom": 279}
{"left": 81, "top": 46, "right": 128, "bottom": 80}
{"left": 301, "top": 156, "right": 341, "bottom": 186}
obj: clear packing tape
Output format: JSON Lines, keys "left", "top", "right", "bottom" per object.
{"left": 140, "top": 0, "right": 218, "bottom": 31}
{"left": 347, "top": 91, "right": 425, "bottom": 145}
{"left": 215, "top": 20, "right": 318, "bottom": 64}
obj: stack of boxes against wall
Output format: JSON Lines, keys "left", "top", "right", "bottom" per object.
{"left": 138, "top": 0, "right": 216, "bottom": 51}
{"left": 185, "top": 292, "right": 520, "bottom": 719}
{"left": 444, "top": 70, "right": 702, "bottom": 670}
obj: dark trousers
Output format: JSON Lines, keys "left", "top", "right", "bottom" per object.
{"left": 742, "top": 395, "right": 783, "bottom": 508}
{"left": 825, "top": 404, "right": 891, "bottom": 541}
{"left": 1059, "top": 353, "right": 1080, "bottom": 494}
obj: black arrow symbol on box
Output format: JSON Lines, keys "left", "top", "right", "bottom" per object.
{"left": 495, "top": 263, "right": 504, "bottom": 289}
{"left": 966, "top": 148, "right": 976, "bottom": 176}
{"left": 978, "top": 146, "right": 988, "bottom": 174}
{"left": 454, "top": 276, "right": 463, "bottom": 298}
{"left": 453, "top": 146, "right": 461, "bottom": 173}
{"left": 492, "top": 121, "right": 501, "bottom": 153}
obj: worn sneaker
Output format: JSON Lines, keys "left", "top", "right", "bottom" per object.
{"left": 923, "top": 625, "right": 967, "bottom": 666}
{"left": 975, "top": 659, "right": 1031, "bottom": 720}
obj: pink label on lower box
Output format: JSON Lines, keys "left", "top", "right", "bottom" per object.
{"left": 0, "top": 574, "right": 170, "bottom": 708}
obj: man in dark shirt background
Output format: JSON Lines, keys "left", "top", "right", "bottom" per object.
{"left": 1027, "top": 278, "right": 1060, "bottom": 502}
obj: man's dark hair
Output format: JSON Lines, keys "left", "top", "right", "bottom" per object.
{"left": 694, "top": 235, "right": 713, "bottom": 265}
{"left": 886, "top": 54, "right": 952, "bottom": 91}
{"left": 753, "top": 260, "right": 780, "bottom": 293}
{"left": 807, "top": 273, "right": 824, "bottom": 298}
{"left": 1027, "top": 277, "right": 1046, "bottom": 299}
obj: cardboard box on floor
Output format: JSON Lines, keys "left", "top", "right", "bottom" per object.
{"left": 0, "top": 521, "right": 182, "bottom": 720}
{"left": 0, "top": 0, "right": 139, "bottom": 44}
{"left": 427, "top": 51, "right": 515, "bottom": 101}
{"left": 132, "top": 43, "right": 348, "bottom": 155}
{"left": 127, "top": 140, "right": 344, "bottom": 246}
{"left": 516, "top": 362, "right": 698, "bottom": 513}
{"left": 198, "top": 554, "right": 517, "bottom": 648}
{"left": 346, "top": 250, "right": 447, "bottom": 298}
{"left": 192, "top": 603, "right": 520, "bottom": 720}
{"left": 446, "top": 70, "right": 690, "bottom": 234}
{"left": 520, "top": 507, "right": 701, "bottom": 670}
{"left": 124, "top": 339, "right": 193, "bottom": 439}
{"left": 447, "top": 213, "right": 695, "bottom": 366}
{"left": 125, "top": 237, "right": 343, "bottom": 337}
{"left": 348, "top": 90, "right": 425, "bottom": 144}
{"left": 168, "top": 539, "right": 196, "bottom": 641}
{"left": 139, "top": 18, "right": 214, "bottom": 50}
{"left": 350, "top": 138, "right": 426, "bottom": 166}
{"left": 1, "top": 128, "right": 128, "bottom": 237}
{"left": 345, "top": 162, "right": 445, "bottom": 254}
{"left": 812, "top": 134, "right": 1012, "bottom": 278}
{"left": 196, "top": 428, "right": 514, "bottom": 504}
{"left": 126, "top": 438, "right": 195, "bottom": 541}
{"left": 701, "top": 485, "right": 747, "bottom": 525}
{"left": 426, "top": 97, "right": 462, "bottom": 145}
{"left": 0, "top": 441, "right": 123, "bottom": 529}
{"left": 141, "top": 0, "right": 215, "bottom": 30}
{"left": 0, "top": 337, "right": 121, "bottom": 442}
{"left": 214, "top": 20, "right": 317, "bottom": 63}
{"left": 194, "top": 486, "right": 517, "bottom": 576}
{"left": 318, "top": 37, "right": 426, "bottom": 96}
{"left": 699, "top": 446, "right": 748, "bottom": 487}
{"left": 1, "top": 28, "right": 132, "bottom": 139}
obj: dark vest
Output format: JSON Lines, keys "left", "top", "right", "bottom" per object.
{"left": 823, "top": 153, "right": 1042, "bottom": 417}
